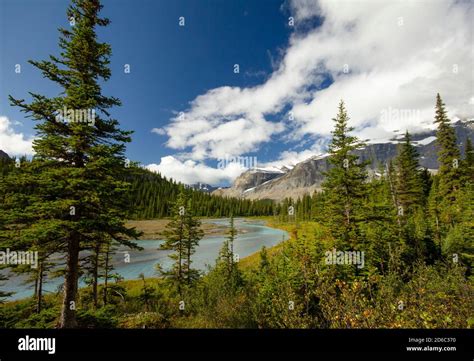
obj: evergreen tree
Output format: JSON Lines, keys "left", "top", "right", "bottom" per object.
{"left": 6, "top": 0, "right": 140, "bottom": 327}
{"left": 394, "top": 131, "right": 425, "bottom": 212}
{"left": 394, "top": 131, "right": 432, "bottom": 262}
{"left": 160, "top": 187, "right": 187, "bottom": 293}
{"left": 138, "top": 273, "right": 155, "bottom": 312}
{"left": 160, "top": 186, "right": 203, "bottom": 292}
{"left": 363, "top": 166, "right": 400, "bottom": 273}
{"left": 428, "top": 176, "right": 442, "bottom": 246}
{"left": 322, "top": 100, "right": 368, "bottom": 249}
{"left": 434, "top": 94, "right": 462, "bottom": 225}
{"left": 259, "top": 246, "right": 270, "bottom": 273}
{"left": 463, "top": 137, "right": 474, "bottom": 183}
{"left": 217, "top": 215, "right": 242, "bottom": 291}
{"left": 182, "top": 197, "right": 204, "bottom": 285}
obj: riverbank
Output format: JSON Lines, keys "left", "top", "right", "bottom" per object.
{"left": 2, "top": 217, "right": 289, "bottom": 303}
{"left": 126, "top": 219, "right": 230, "bottom": 240}
{"left": 124, "top": 216, "right": 294, "bottom": 272}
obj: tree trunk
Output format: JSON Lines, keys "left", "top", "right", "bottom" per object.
{"left": 103, "top": 247, "right": 109, "bottom": 306}
{"left": 59, "top": 236, "right": 79, "bottom": 328}
{"left": 187, "top": 242, "right": 191, "bottom": 285}
{"left": 33, "top": 271, "right": 38, "bottom": 299}
{"left": 92, "top": 244, "right": 99, "bottom": 309}
{"left": 36, "top": 260, "right": 43, "bottom": 313}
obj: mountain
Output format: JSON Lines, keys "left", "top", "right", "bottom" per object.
{"left": 187, "top": 182, "right": 218, "bottom": 193}
{"left": 0, "top": 150, "right": 10, "bottom": 160}
{"left": 212, "top": 167, "right": 288, "bottom": 198}
{"left": 214, "top": 120, "right": 474, "bottom": 201}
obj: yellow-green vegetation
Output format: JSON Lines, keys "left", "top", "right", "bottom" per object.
{"left": 2, "top": 218, "right": 472, "bottom": 329}
{"left": 237, "top": 219, "right": 310, "bottom": 270}
{"left": 126, "top": 219, "right": 229, "bottom": 240}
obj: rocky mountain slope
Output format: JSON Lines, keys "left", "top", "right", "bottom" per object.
{"left": 213, "top": 120, "right": 473, "bottom": 201}
{"left": 187, "top": 182, "right": 219, "bottom": 193}
{"left": 0, "top": 150, "right": 10, "bottom": 160}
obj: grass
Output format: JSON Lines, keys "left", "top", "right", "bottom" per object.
{"left": 126, "top": 218, "right": 232, "bottom": 240}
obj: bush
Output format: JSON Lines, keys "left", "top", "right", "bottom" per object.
{"left": 76, "top": 305, "right": 119, "bottom": 328}
{"left": 119, "top": 312, "right": 169, "bottom": 328}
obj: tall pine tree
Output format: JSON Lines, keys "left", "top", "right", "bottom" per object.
{"left": 434, "top": 94, "right": 462, "bottom": 226}
{"left": 7, "top": 0, "right": 140, "bottom": 327}
{"left": 393, "top": 131, "right": 428, "bottom": 262}
{"left": 322, "top": 100, "right": 368, "bottom": 249}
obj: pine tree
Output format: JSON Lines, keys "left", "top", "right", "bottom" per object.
{"left": 7, "top": 0, "right": 140, "bottom": 327}
{"left": 0, "top": 158, "right": 62, "bottom": 313}
{"left": 434, "top": 94, "right": 462, "bottom": 220}
{"left": 138, "top": 273, "right": 155, "bottom": 312}
{"left": 428, "top": 176, "right": 442, "bottom": 246}
{"left": 259, "top": 246, "right": 270, "bottom": 273}
{"left": 463, "top": 137, "right": 474, "bottom": 183}
{"left": 182, "top": 197, "right": 204, "bottom": 285}
{"left": 393, "top": 131, "right": 429, "bottom": 261}
{"left": 394, "top": 131, "right": 425, "bottom": 212}
{"left": 160, "top": 187, "right": 188, "bottom": 293}
{"left": 362, "top": 166, "right": 400, "bottom": 273}
{"left": 213, "top": 216, "right": 243, "bottom": 296}
{"left": 322, "top": 100, "right": 368, "bottom": 249}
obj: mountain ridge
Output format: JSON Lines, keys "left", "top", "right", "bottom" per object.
{"left": 213, "top": 120, "right": 474, "bottom": 201}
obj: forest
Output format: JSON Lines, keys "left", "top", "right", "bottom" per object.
{"left": 0, "top": 0, "right": 472, "bottom": 329}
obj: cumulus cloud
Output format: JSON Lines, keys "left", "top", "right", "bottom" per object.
{"left": 146, "top": 156, "right": 247, "bottom": 185}
{"left": 289, "top": 0, "right": 473, "bottom": 140}
{"left": 151, "top": 127, "right": 166, "bottom": 135}
{"left": 152, "top": 0, "right": 473, "bottom": 184}
{"left": 0, "top": 116, "right": 35, "bottom": 156}
{"left": 284, "top": 0, "right": 321, "bottom": 22}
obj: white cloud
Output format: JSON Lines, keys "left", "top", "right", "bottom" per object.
{"left": 151, "top": 127, "right": 166, "bottom": 135}
{"left": 146, "top": 156, "right": 246, "bottom": 185}
{"left": 289, "top": 0, "right": 473, "bottom": 141}
{"left": 261, "top": 137, "right": 330, "bottom": 168}
{"left": 0, "top": 116, "right": 35, "bottom": 156}
{"left": 153, "top": 0, "right": 473, "bottom": 184}
{"left": 284, "top": 0, "right": 321, "bottom": 22}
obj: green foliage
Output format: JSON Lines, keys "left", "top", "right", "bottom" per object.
{"left": 322, "top": 100, "right": 368, "bottom": 250}
{"left": 159, "top": 187, "right": 204, "bottom": 292}
{"left": 76, "top": 305, "right": 119, "bottom": 328}
{"left": 127, "top": 166, "right": 276, "bottom": 219}
{"left": 463, "top": 137, "right": 474, "bottom": 183}
{"left": 2, "top": 0, "right": 141, "bottom": 327}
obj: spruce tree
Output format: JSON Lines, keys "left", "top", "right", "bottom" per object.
{"left": 463, "top": 137, "right": 474, "bottom": 183}
{"left": 214, "top": 216, "right": 243, "bottom": 295}
{"left": 393, "top": 131, "right": 428, "bottom": 261}
{"left": 394, "top": 131, "right": 425, "bottom": 212}
{"left": 182, "top": 197, "right": 204, "bottom": 285}
{"left": 428, "top": 176, "right": 442, "bottom": 246}
{"left": 7, "top": 0, "right": 140, "bottom": 327}
{"left": 322, "top": 100, "right": 368, "bottom": 249}
{"left": 160, "top": 187, "right": 187, "bottom": 293}
{"left": 434, "top": 94, "right": 462, "bottom": 208}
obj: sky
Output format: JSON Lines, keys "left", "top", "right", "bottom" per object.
{"left": 0, "top": 0, "right": 473, "bottom": 186}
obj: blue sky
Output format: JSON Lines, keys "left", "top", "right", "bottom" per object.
{"left": 1, "top": 0, "right": 472, "bottom": 186}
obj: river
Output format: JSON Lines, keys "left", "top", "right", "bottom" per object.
{"left": 2, "top": 218, "right": 288, "bottom": 301}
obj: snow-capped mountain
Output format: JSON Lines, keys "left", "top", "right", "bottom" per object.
{"left": 213, "top": 120, "right": 473, "bottom": 201}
